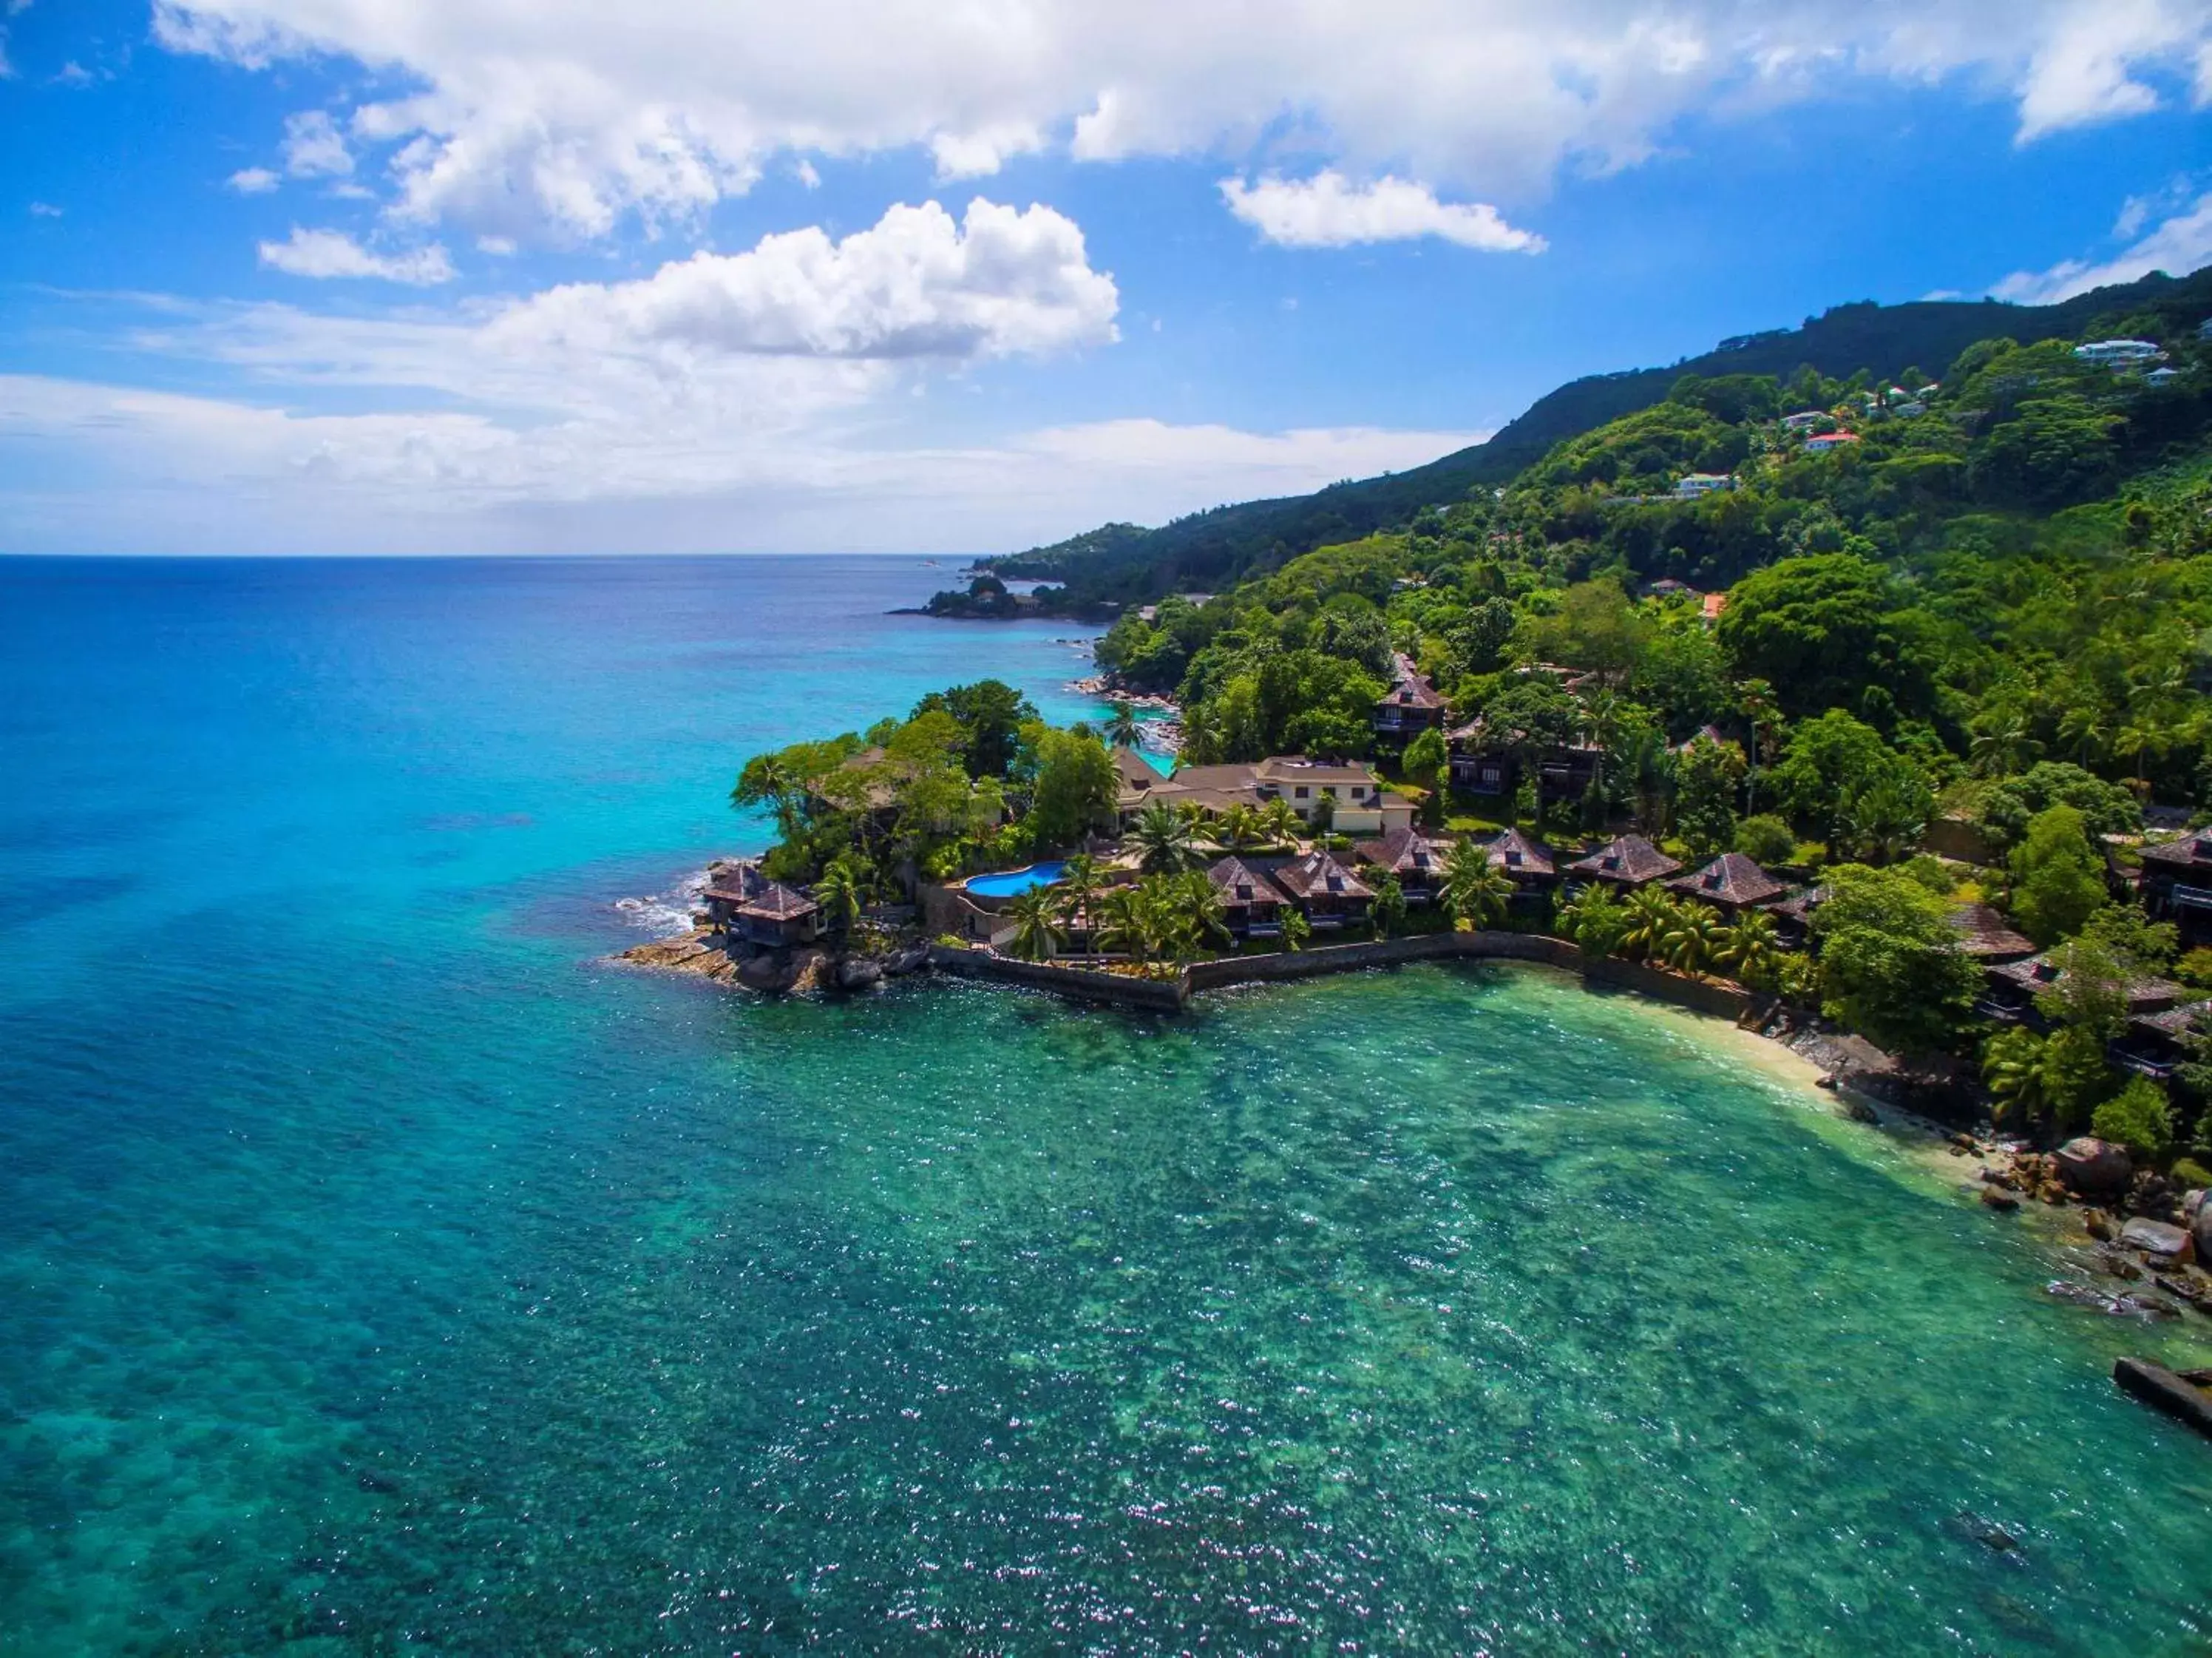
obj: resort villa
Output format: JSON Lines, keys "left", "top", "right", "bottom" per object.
{"left": 1567, "top": 835, "right": 1683, "bottom": 890}
{"left": 1355, "top": 825, "right": 1456, "bottom": 905}
{"left": 2141, "top": 832, "right": 2212, "bottom": 944}
{"left": 1803, "top": 430, "right": 1861, "bottom": 454}
{"left": 1672, "top": 473, "right": 1736, "bottom": 498}
{"left": 702, "top": 862, "right": 825, "bottom": 947}
{"left": 1665, "top": 852, "right": 1788, "bottom": 916}
{"left": 1268, "top": 848, "right": 1375, "bottom": 931}
{"left": 1114, "top": 752, "right": 1417, "bottom": 836}
{"left": 1372, "top": 654, "right": 1448, "bottom": 747}
{"left": 1205, "top": 855, "right": 1291, "bottom": 939}
{"left": 1447, "top": 717, "right": 1604, "bottom": 801}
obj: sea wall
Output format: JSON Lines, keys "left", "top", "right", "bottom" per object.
{"left": 928, "top": 929, "right": 1761, "bottom": 1023}
{"left": 926, "top": 946, "right": 1185, "bottom": 1012}
{"left": 1183, "top": 929, "right": 1578, "bottom": 990}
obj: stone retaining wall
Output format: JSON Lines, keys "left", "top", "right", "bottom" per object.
{"left": 931, "top": 929, "right": 1760, "bottom": 1025}
{"left": 926, "top": 946, "right": 1185, "bottom": 1012}
{"left": 1183, "top": 929, "right": 1578, "bottom": 990}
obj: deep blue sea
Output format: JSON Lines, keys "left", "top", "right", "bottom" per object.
{"left": 2, "top": 555, "right": 2209, "bottom": 1657}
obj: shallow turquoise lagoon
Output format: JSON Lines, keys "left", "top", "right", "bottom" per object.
{"left": 1, "top": 558, "right": 2208, "bottom": 1656}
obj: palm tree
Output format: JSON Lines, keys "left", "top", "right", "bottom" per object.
{"left": 1124, "top": 799, "right": 1202, "bottom": 873}
{"left": 1839, "top": 772, "right": 1927, "bottom": 864}
{"left": 1004, "top": 887, "right": 1064, "bottom": 962}
{"left": 1983, "top": 1027, "right": 2053, "bottom": 1131}
{"left": 1055, "top": 853, "right": 1104, "bottom": 948}
{"left": 1104, "top": 701, "right": 1144, "bottom": 751}
{"left": 1259, "top": 797, "right": 1303, "bottom": 847}
{"left": 1216, "top": 802, "right": 1265, "bottom": 851}
{"left": 1441, "top": 839, "right": 1514, "bottom": 931}
{"left": 1968, "top": 707, "right": 2042, "bottom": 777}
{"left": 1096, "top": 884, "right": 1158, "bottom": 965}
{"left": 1618, "top": 887, "right": 1680, "bottom": 961}
{"left": 1158, "top": 871, "right": 1230, "bottom": 961}
{"left": 2111, "top": 723, "right": 2162, "bottom": 795}
{"left": 1736, "top": 679, "right": 1782, "bottom": 811}
{"left": 1279, "top": 907, "right": 1312, "bottom": 952}
{"left": 813, "top": 854, "right": 866, "bottom": 938}
{"left": 1659, "top": 902, "right": 1729, "bottom": 980}
{"left": 1578, "top": 688, "right": 1626, "bottom": 794}
{"left": 1714, "top": 908, "right": 1780, "bottom": 989}
{"left": 2056, "top": 703, "right": 2107, "bottom": 767}
{"left": 1555, "top": 885, "right": 1628, "bottom": 958}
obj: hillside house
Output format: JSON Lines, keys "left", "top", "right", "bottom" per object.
{"left": 1372, "top": 654, "right": 1448, "bottom": 746}
{"left": 1355, "top": 825, "right": 1453, "bottom": 905}
{"left": 2141, "top": 832, "right": 2212, "bottom": 945}
{"left": 1269, "top": 849, "right": 1374, "bottom": 931}
{"left": 1567, "top": 835, "right": 1683, "bottom": 890}
{"left": 1666, "top": 853, "right": 1787, "bottom": 916}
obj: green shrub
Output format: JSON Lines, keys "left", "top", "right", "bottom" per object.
{"left": 1901, "top": 854, "right": 1957, "bottom": 896}
{"left": 2170, "top": 1156, "right": 2212, "bottom": 1191}
{"left": 2089, "top": 1077, "right": 2177, "bottom": 1163}
{"left": 1737, "top": 814, "right": 1797, "bottom": 866}
{"left": 2176, "top": 947, "right": 2212, "bottom": 990}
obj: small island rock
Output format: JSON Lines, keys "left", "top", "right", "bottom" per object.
{"left": 2054, "top": 1137, "right": 2133, "bottom": 1197}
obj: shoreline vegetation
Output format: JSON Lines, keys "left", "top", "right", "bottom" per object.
{"left": 624, "top": 274, "right": 2212, "bottom": 1425}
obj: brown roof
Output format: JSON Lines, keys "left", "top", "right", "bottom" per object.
{"left": 1485, "top": 827, "right": 1557, "bottom": 878}
{"left": 1987, "top": 952, "right": 2182, "bottom": 1012}
{"left": 1771, "top": 885, "right": 1828, "bottom": 921}
{"left": 1377, "top": 653, "right": 1446, "bottom": 711}
{"left": 1947, "top": 903, "right": 2036, "bottom": 960}
{"left": 1668, "top": 852, "right": 1787, "bottom": 907}
{"left": 1113, "top": 748, "right": 1164, "bottom": 793}
{"left": 2134, "top": 999, "right": 2210, "bottom": 1038}
{"left": 2141, "top": 833, "right": 2212, "bottom": 871}
{"left": 736, "top": 881, "right": 819, "bottom": 921}
{"left": 1354, "top": 825, "right": 1450, "bottom": 876}
{"left": 1567, "top": 835, "right": 1683, "bottom": 884}
{"left": 1271, "top": 849, "right": 1374, "bottom": 901}
{"left": 1206, "top": 856, "right": 1287, "bottom": 910}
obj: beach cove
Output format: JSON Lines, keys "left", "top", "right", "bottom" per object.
{"left": 4, "top": 556, "right": 2211, "bottom": 1655}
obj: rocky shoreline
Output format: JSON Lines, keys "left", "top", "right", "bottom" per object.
{"left": 617, "top": 927, "right": 931, "bottom": 995}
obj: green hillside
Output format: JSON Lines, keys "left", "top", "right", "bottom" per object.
{"left": 993, "top": 266, "right": 2212, "bottom": 602}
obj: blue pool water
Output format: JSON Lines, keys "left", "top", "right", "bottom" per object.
{"left": 2, "top": 554, "right": 2209, "bottom": 1656}
{"left": 964, "top": 859, "right": 1068, "bottom": 897}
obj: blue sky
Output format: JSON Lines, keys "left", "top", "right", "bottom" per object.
{"left": 3, "top": 0, "right": 2210, "bottom": 555}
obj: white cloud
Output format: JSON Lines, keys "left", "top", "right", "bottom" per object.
{"left": 29, "top": 201, "right": 62, "bottom": 217}
{"left": 0, "top": 370, "right": 1484, "bottom": 554}
{"left": 1221, "top": 171, "right": 1545, "bottom": 251}
{"left": 54, "top": 58, "right": 92, "bottom": 84}
{"left": 149, "top": 1, "right": 2212, "bottom": 243}
{"left": 228, "top": 166, "right": 280, "bottom": 194}
{"left": 791, "top": 158, "right": 821, "bottom": 189}
{"left": 1991, "top": 189, "right": 2212, "bottom": 303}
{"left": 489, "top": 197, "right": 1116, "bottom": 361}
{"left": 281, "top": 109, "right": 353, "bottom": 177}
{"left": 257, "top": 228, "right": 458, "bottom": 284}
{"left": 0, "top": 189, "right": 1470, "bottom": 552}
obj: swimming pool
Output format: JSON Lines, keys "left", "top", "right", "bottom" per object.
{"left": 965, "top": 862, "right": 1068, "bottom": 899}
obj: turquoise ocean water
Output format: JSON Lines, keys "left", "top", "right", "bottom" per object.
{"left": 1, "top": 555, "right": 2208, "bottom": 1655}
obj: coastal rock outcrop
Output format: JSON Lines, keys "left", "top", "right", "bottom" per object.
{"left": 2194, "top": 1194, "right": 2212, "bottom": 1265}
{"left": 2120, "top": 1217, "right": 2194, "bottom": 1263}
{"left": 2054, "top": 1137, "right": 2133, "bottom": 1197}
{"left": 835, "top": 957, "right": 883, "bottom": 992}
